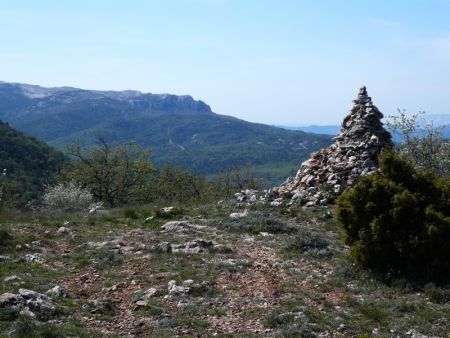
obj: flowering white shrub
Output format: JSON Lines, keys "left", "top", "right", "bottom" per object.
{"left": 42, "top": 181, "right": 93, "bottom": 211}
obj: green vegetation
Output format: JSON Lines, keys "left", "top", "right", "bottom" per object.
{"left": 387, "top": 110, "right": 450, "bottom": 175}
{"left": 0, "top": 82, "right": 331, "bottom": 181}
{"left": 0, "top": 228, "right": 12, "bottom": 248}
{"left": 0, "top": 198, "right": 448, "bottom": 337}
{"left": 1, "top": 85, "right": 449, "bottom": 337}
{"left": 1, "top": 123, "right": 268, "bottom": 209}
{"left": 282, "top": 229, "right": 332, "bottom": 259}
{"left": 336, "top": 151, "right": 450, "bottom": 283}
{"left": 62, "top": 138, "right": 154, "bottom": 206}
{"left": 0, "top": 121, "right": 66, "bottom": 206}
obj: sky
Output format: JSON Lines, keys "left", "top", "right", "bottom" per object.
{"left": 1, "top": 0, "right": 450, "bottom": 125}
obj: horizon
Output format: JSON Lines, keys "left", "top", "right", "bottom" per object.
{"left": 1, "top": 1, "right": 450, "bottom": 124}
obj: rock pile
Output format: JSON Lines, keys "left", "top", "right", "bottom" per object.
{"left": 0, "top": 289, "right": 57, "bottom": 320}
{"left": 269, "top": 87, "right": 393, "bottom": 206}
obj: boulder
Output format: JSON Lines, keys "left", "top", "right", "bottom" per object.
{"left": 0, "top": 289, "right": 57, "bottom": 320}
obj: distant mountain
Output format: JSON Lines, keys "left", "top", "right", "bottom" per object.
{"left": 280, "top": 114, "right": 450, "bottom": 139}
{"left": 277, "top": 125, "right": 340, "bottom": 136}
{"left": 0, "top": 120, "right": 66, "bottom": 205}
{"left": 426, "top": 114, "right": 450, "bottom": 138}
{"left": 0, "top": 82, "right": 332, "bottom": 183}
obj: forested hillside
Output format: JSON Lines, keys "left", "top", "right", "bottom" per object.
{"left": 0, "top": 82, "right": 332, "bottom": 182}
{"left": 0, "top": 121, "right": 66, "bottom": 205}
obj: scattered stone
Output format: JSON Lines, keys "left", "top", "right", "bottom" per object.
{"left": 172, "top": 239, "right": 223, "bottom": 254}
{"left": 132, "top": 243, "right": 147, "bottom": 253}
{"left": 160, "top": 206, "right": 174, "bottom": 213}
{"left": 165, "top": 279, "right": 212, "bottom": 298}
{"left": 270, "top": 199, "right": 283, "bottom": 207}
{"left": 0, "top": 289, "right": 57, "bottom": 320}
{"left": 268, "top": 87, "right": 393, "bottom": 206}
{"left": 216, "top": 258, "right": 250, "bottom": 269}
{"left": 0, "top": 255, "right": 11, "bottom": 262}
{"left": 84, "top": 299, "right": 114, "bottom": 314}
{"left": 25, "top": 253, "right": 45, "bottom": 264}
{"left": 3, "top": 275, "right": 24, "bottom": 286}
{"left": 166, "top": 280, "right": 191, "bottom": 298}
{"left": 57, "top": 226, "right": 69, "bottom": 235}
{"left": 150, "top": 242, "right": 172, "bottom": 253}
{"left": 405, "top": 329, "right": 441, "bottom": 338}
{"left": 46, "top": 285, "right": 68, "bottom": 298}
{"left": 229, "top": 210, "right": 248, "bottom": 220}
{"left": 144, "top": 216, "right": 154, "bottom": 222}
{"left": 234, "top": 190, "right": 268, "bottom": 205}
{"left": 20, "top": 306, "right": 36, "bottom": 318}
{"left": 88, "top": 202, "right": 103, "bottom": 214}
{"left": 134, "top": 287, "right": 158, "bottom": 307}
{"left": 88, "top": 239, "right": 125, "bottom": 251}
{"left": 160, "top": 221, "right": 205, "bottom": 232}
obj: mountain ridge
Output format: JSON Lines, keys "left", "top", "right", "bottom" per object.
{"left": 0, "top": 81, "right": 332, "bottom": 183}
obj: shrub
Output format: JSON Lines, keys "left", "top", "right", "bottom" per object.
{"left": 423, "top": 283, "right": 450, "bottom": 304}
{"left": 63, "top": 138, "right": 153, "bottom": 206}
{"left": 123, "top": 208, "right": 139, "bottom": 219}
{"left": 219, "top": 211, "right": 296, "bottom": 234}
{"left": 0, "top": 228, "right": 12, "bottom": 249}
{"left": 336, "top": 151, "right": 450, "bottom": 283}
{"left": 387, "top": 110, "right": 450, "bottom": 175}
{"left": 42, "top": 181, "right": 93, "bottom": 211}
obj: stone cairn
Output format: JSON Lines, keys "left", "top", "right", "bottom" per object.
{"left": 267, "top": 86, "right": 393, "bottom": 207}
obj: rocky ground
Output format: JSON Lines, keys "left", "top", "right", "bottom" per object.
{"left": 0, "top": 202, "right": 449, "bottom": 337}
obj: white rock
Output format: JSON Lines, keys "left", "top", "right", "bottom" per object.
{"left": 57, "top": 226, "right": 69, "bottom": 235}
{"left": 229, "top": 210, "right": 248, "bottom": 220}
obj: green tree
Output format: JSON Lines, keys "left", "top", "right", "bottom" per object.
{"left": 0, "top": 121, "right": 66, "bottom": 207}
{"left": 151, "top": 165, "right": 215, "bottom": 203}
{"left": 387, "top": 110, "right": 450, "bottom": 175}
{"left": 336, "top": 151, "right": 450, "bottom": 283}
{"left": 215, "top": 165, "right": 266, "bottom": 198}
{"left": 62, "top": 137, "right": 153, "bottom": 206}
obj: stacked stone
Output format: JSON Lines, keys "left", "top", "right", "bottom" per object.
{"left": 269, "top": 86, "right": 393, "bottom": 206}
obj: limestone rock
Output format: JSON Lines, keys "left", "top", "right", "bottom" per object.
{"left": 0, "top": 289, "right": 57, "bottom": 320}
{"left": 46, "top": 285, "right": 68, "bottom": 298}
{"left": 150, "top": 242, "right": 172, "bottom": 253}
{"left": 270, "top": 87, "right": 393, "bottom": 206}
{"left": 25, "top": 253, "right": 45, "bottom": 264}
{"left": 134, "top": 287, "right": 158, "bottom": 307}
{"left": 160, "top": 221, "right": 205, "bottom": 232}
{"left": 3, "top": 275, "right": 24, "bottom": 286}
{"left": 172, "top": 239, "right": 219, "bottom": 254}
{"left": 229, "top": 209, "right": 248, "bottom": 220}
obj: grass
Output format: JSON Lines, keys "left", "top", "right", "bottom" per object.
{"left": 281, "top": 229, "right": 332, "bottom": 259}
{"left": 215, "top": 210, "right": 297, "bottom": 234}
{"left": 0, "top": 203, "right": 449, "bottom": 337}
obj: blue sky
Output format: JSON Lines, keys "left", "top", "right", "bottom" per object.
{"left": 1, "top": 0, "right": 449, "bottom": 124}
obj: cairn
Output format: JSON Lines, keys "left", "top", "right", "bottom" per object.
{"left": 268, "top": 86, "right": 393, "bottom": 206}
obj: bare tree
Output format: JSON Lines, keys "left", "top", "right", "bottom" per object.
{"left": 63, "top": 136, "right": 153, "bottom": 206}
